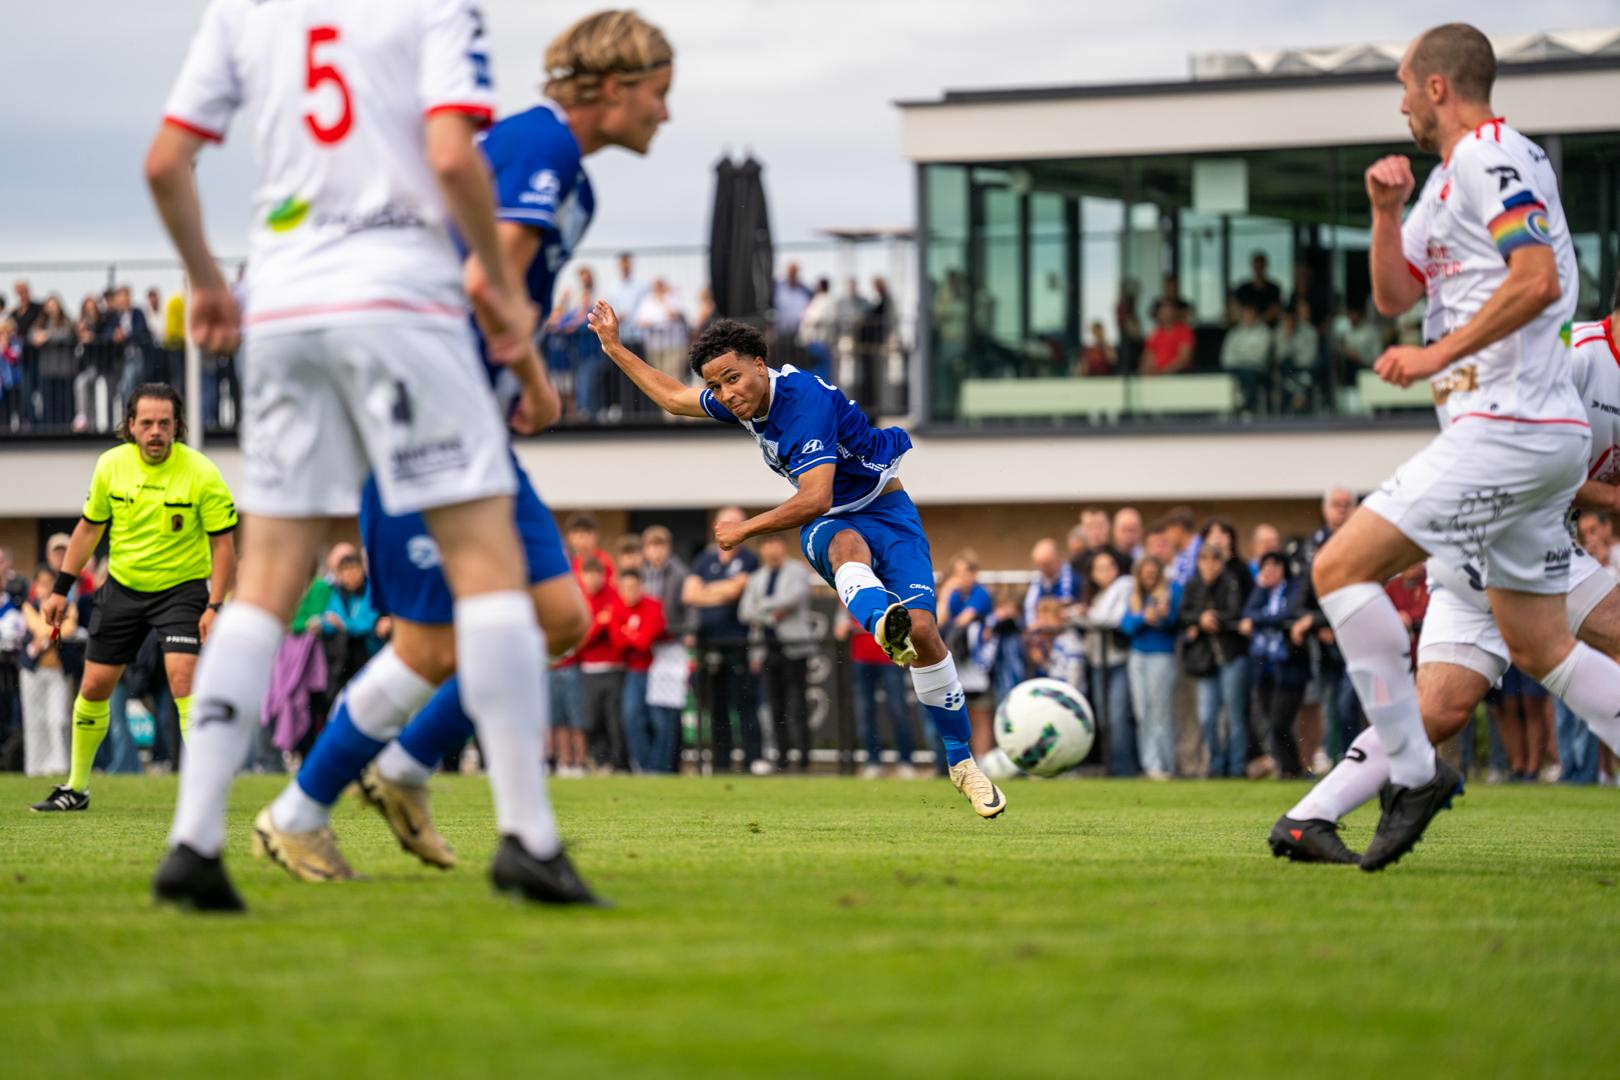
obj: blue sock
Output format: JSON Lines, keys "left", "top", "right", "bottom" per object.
{"left": 396, "top": 675, "right": 477, "bottom": 771}
{"left": 834, "top": 562, "right": 894, "bottom": 635}
{"left": 296, "top": 696, "right": 388, "bottom": 805}
{"left": 912, "top": 656, "right": 973, "bottom": 766}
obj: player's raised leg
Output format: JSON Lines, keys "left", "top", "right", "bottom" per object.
{"left": 820, "top": 522, "right": 1003, "bottom": 818}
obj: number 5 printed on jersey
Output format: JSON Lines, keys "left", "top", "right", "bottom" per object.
{"left": 305, "top": 26, "right": 353, "bottom": 145}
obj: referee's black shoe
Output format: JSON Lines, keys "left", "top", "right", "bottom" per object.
{"left": 152, "top": 844, "right": 247, "bottom": 913}
{"left": 30, "top": 785, "right": 89, "bottom": 812}
{"left": 491, "top": 836, "right": 610, "bottom": 907}
{"left": 1360, "top": 758, "right": 1463, "bottom": 872}
{"left": 1268, "top": 815, "right": 1360, "bottom": 865}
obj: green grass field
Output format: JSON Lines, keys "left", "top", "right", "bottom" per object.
{"left": 3, "top": 773, "right": 1618, "bottom": 1078}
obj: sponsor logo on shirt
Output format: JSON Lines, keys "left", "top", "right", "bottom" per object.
{"left": 266, "top": 195, "right": 310, "bottom": 233}
{"left": 406, "top": 535, "right": 442, "bottom": 570}
{"left": 391, "top": 437, "right": 469, "bottom": 482}
{"left": 171, "top": 514, "right": 184, "bottom": 532}
{"left": 521, "top": 169, "right": 561, "bottom": 206}
{"left": 313, "top": 203, "right": 427, "bottom": 234}
{"left": 1545, "top": 546, "right": 1573, "bottom": 573}
{"left": 1430, "top": 363, "right": 1479, "bottom": 406}
{"left": 801, "top": 439, "right": 823, "bottom": 454}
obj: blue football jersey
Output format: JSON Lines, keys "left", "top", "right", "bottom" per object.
{"left": 699, "top": 366, "right": 913, "bottom": 515}
{"left": 472, "top": 102, "right": 595, "bottom": 411}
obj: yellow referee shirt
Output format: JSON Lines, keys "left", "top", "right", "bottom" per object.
{"left": 83, "top": 442, "right": 237, "bottom": 592}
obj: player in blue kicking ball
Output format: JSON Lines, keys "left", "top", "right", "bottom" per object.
{"left": 587, "top": 302, "right": 1006, "bottom": 818}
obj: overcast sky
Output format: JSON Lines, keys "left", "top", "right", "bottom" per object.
{"left": 3, "top": 0, "right": 1614, "bottom": 268}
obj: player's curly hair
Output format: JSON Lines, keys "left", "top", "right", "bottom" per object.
{"left": 116, "top": 382, "right": 186, "bottom": 445}
{"left": 688, "top": 319, "right": 768, "bottom": 376}
{"left": 544, "top": 10, "right": 673, "bottom": 108}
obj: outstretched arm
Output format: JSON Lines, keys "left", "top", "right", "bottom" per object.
{"left": 588, "top": 301, "right": 707, "bottom": 418}
{"left": 715, "top": 465, "right": 835, "bottom": 551}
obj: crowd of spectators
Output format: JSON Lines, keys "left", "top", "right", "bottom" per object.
{"left": 938, "top": 250, "right": 1428, "bottom": 420}
{"left": 0, "top": 279, "right": 202, "bottom": 434}
{"left": 8, "top": 490, "right": 1617, "bottom": 786}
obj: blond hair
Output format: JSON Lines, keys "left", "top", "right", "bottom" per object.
{"left": 544, "top": 10, "right": 673, "bottom": 107}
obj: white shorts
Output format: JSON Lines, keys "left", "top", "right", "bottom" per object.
{"left": 239, "top": 321, "right": 514, "bottom": 518}
{"left": 1418, "top": 546, "right": 1616, "bottom": 682}
{"left": 1363, "top": 419, "right": 1590, "bottom": 595}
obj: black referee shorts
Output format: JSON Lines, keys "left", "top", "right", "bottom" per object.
{"left": 86, "top": 578, "right": 211, "bottom": 667}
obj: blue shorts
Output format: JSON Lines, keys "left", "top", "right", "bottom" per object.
{"left": 800, "top": 489, "right": 937, "bottom": 615}
{"left": 1499, "top": 665, "right": 1548, "bottom": 700}
{"left": 361, "top": 453, "right": 570, "bottom": 625}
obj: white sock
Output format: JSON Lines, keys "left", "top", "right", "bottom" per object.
{"left": 1539, "top": 641, "right": 1620, "bottom": 754}
{"left": 344, "top": 645, "right": 439, "bottom": 740}
{"left": 269, "top": 646, "right": 438, "bottom": 833}
{"left": 270, "top": 784, "right": 329, "bottom": 834}
{"left": 1288, "top": 727, "right": 1389, "bottom": 822}
{"left": 1321, "top": 583, "right": 1434, "bottom": 787}
{"left": 455, "top": 591, "right": 559, "bottom": 859}
{"left": 377, "top": 740, "right": 435, "bottom": 787}
{"left": 168, "top": 603, "right": 285, "bottom": 857}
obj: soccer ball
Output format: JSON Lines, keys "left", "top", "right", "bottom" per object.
{"left": 994, "top": 678, "right": 1096, "bottom": 777}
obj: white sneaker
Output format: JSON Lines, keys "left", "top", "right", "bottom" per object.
{"left": 860, "top": 763, "right": 883, "bottom": 780}
{"left": 749, "top": 759, "right": 776, "bottom": 776}
{"left": 1311, "top": 749, "right": 1332, "bottom": 776}
{"left": 894, "top": 763, "right": 919, "bottom": 780}
{"left": 948, "top": 759, "right": 1007, "bottom": 819}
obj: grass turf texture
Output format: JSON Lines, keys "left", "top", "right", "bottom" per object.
{"left": 2, "top": 774, "right": 1618, "bottom": 1078}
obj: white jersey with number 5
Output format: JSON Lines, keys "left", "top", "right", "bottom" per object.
{"left": 1400, "top": 118, "right": 1582, "bottom": 428}
{"left": 1572, "top": 318, "right": 1620, "bottom": 484}
{"left": 162, "top": 0, "right": 495, "bottom": 332}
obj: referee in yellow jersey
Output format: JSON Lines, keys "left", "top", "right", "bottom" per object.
{"left": 31, "top": 383, "right": 237, "bottom": 812}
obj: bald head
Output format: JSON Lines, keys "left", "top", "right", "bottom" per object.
{"left": 1409, "top": 23, "right": 1495, "bottom": 105}
{"left": 1032, "top": 538, "right": 1062, "bottom": 578}
{"left": 715, "top": 506, "right": 746, "bottom": 527}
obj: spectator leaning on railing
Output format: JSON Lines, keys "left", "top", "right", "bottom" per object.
{"left": 1219, "top": 300, "right": 1271, "bottom": 414}
{"left": 19, "top": 565, "right": 77, "bottom": 778}
{"left": 739, "top": 534, "right": 815, "bottom": 772}
{"left": 609, "top": 568, "right": 666, "bottom": 774}
{"left": 685, "top": 507, "right": 763, "bottom": 773}
{"left": 1242, "top": 552, "right": 1310, "bottom": 780}
{"left": 940, "top": 551, "right": 995, "bottom": 759}
{"left": 28, "top": 295, "right": 75, "bottom": 426}
{"left": 638, "top": 525, "right": 691, "bottom": 773}
{"left": 1081, "top": 549, "right": 1136, "bottom": 777}
{"left": 577, "top": 556, "right": 628, "bottom": 773}
{"left": 1179, "top": 543, "right": 1250, "bottom": 778}
{"left": 1121, "top": 555, "right": 1181, "bottom": 780}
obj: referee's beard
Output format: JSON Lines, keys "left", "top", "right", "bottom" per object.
{"left": 140, "top": 435, "right": 173, "bottom": 465}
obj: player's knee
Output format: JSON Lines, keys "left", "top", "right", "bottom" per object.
{"left": 1418, "top": 690, "right": 1473, "bottom": 744}
{"left": 391, "top": 628, "right": 457, "bottom": 685}
{"left": 1311, "top": 542, "right": 1349, "bottom": 597}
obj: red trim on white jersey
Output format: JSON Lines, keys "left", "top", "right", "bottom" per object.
{"left": 425, "top": 103, "right": 494, "bottom": 128}
{"left": 1605, "top": 316, "right": 1619, "bottom": 365}
{"left": 1452, "top": 412, "right": 1590, "bottom": 428}
{"left": 1590, "top": 445, "right": 1615, "bottom": 480}
{"left": 1405, "top": 259, "right": 1425, "bottom": 285}
{"left": 245, "top": 299, "right": 469, "bottom": 326}
{"left": 163, "top": 115, "right": 223, "bottom": 143}
{"left": 1473, "top": 116, "right": 1506, "bottom": 142}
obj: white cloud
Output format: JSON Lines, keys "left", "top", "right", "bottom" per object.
{"left": 2, "top": 0, "right": 1612, "bottom": 267}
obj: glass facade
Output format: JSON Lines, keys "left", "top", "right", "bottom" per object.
{"left": 922, "top": 133, "right": 1620, "bottom": 427}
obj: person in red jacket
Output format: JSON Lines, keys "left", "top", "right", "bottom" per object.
{"left": 577, "top": 558, "right": 628, "bottom": 772}
{"left": 610, "top": 569, "right": 669, "bottom": 772}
